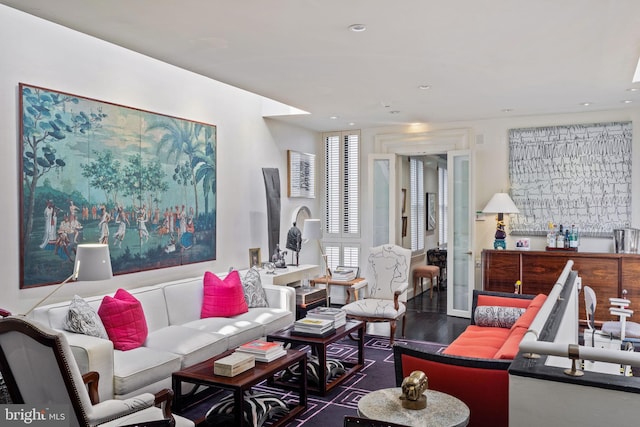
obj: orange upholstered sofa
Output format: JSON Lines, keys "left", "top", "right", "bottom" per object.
{"left": 394, "top": 290, "right": 546, "bottom": 427}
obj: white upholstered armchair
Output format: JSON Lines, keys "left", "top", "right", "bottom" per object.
{"left": 0, "top": 316, "right": 194, "bottom": 427}
{"left": 341, "top": 244, "right": 412, "bottom": 344}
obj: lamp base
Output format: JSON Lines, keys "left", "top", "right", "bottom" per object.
{"left": 494, "top": 239, "right": 506, "bottom": 250}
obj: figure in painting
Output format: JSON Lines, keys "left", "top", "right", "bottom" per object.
{"left": 136, "top": 205, "right": 150, "bottom": 244}
{"left": 68, "top": 200, "right": 79, "bottom": 222}
{"left": 98, "top": 209, "right": 111, "bottom": 244}
{"left": 113, "top": 206, "right": 130, "bottom": 248}
{"left": 69, "top": 214, "right": 83, "bottom": 244}
{"left": 40, "top": 200, "right": 58, "bottom": 249}
{"left": 55, "top": 215, "right": 75, "bottom": 261}
{"left": 180, "top": 216, "right": 195, "bottom": 250}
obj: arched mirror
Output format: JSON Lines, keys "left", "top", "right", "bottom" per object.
{"left": 291, "top": 205, "right": 312, "bottom": 242}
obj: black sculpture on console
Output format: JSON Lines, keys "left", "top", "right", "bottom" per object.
{"left": 285, "top": 222, "right": 302, "bottom": 266}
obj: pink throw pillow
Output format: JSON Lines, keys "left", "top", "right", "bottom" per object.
{"left": 98, "top": 288, "right": 148, "bottom": 351}
{"left": 201, "top": 270, "right": 249, "bottom": 318}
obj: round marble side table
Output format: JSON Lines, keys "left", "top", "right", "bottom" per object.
{"left": 357, "top": 387, "right": 470, "bottom": 427}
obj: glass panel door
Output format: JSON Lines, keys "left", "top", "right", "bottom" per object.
{"left": 368, "top": 154, "right": 396, "bottom": 246}
{"left": 447, "top": 150, "right": 474, "bottom": 318}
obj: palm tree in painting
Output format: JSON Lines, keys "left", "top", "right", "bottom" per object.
{"left": 194, "top": 142, "right": 216, "bottom": 214}
{"left": 147, "top": 118, "right": 215, "bottom": 216}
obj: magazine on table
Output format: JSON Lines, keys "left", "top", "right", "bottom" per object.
{"left": 237, "top": 339, "right": 284, "bottom": 355}
{"left": 294, "top": 317, "right": 334, "bottom": 329}
{"left": 235, "top": 347, "right": 287, "bottom": 363}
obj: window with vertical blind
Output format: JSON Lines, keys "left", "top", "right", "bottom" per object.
{"left": 410, "top": 158, "right": 425, "bottom": 252}
{"left": 324, "top": 244, "right": 360, "bottom": 273}
{"left": 323, "top": 130, "right": 361, "bottom": 268}
{"left": 438, "top": 165, "right": 448, "bottom": 245}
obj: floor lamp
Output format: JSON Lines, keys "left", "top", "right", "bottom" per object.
{"left": 24, "top": 243, "right": 113, "bottom": 316}
{"left": 302, "top": 219, "right": 331, "bottom": 306}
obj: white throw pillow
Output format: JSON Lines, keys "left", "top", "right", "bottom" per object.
{"left": 242, "top": 267, "right": 269, "bottom": 308}
{"left": 63, "top": 295, "right": 108, "bottom": 339}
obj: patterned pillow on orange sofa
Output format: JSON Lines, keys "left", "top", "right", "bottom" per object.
{"left": 474, "top": 305, "right": 526, "bottom": 329}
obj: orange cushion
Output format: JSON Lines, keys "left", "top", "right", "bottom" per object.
{"left": 510, "top": 294, "right": 547, "bottom": 331}
{"left": 477, "top": 294, "right": 532, "bottom": 309}
{"left": 443, "top": 326, "right": 511, "bottom": 358}
{"left": 495, "top": 325, "right": 528, "bottom": 359}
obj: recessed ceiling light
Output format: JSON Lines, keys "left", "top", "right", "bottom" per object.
{"left": 580, "top": 102, "right": 592, "bottom": 106}
{"left": 626, "top": 88, "right": 639, "bottom": 92}
{"left": 501, "top": 108, "right": 513, "bottom": 113}
{"left": 622, "top": 100, "right": 633, "bottom": 104}
{"left": 348, "top": 122, "right": 356, "bottom": 126}
{"left": 418, "top": 85, "right": 431, "bottom": 90}
{"left": 329, "top": 115, "right": 338, "bottom": 120}
{"left": 348, "top": 24, "right": 366, "bottom": 32}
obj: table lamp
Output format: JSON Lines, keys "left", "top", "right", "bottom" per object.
{"left": 482, "top": 192, "right": 519, "bottom": 250}
{"left": 301, "top": 218, "right": 331, "bottom": 305}
{"left": 24, "top": 243, "right": 113, "bottom": 316}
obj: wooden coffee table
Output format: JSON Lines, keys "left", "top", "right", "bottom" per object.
{"left": 172, "top": 349, "right": 307, "bottom": 426}
{"left": 266, "top": 319, "right": 365, "bottom": 396}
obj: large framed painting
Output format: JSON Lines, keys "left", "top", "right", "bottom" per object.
{"left": 19, "top": 83, "right": 217, "bottom": 288}
{"left": 508, "top": 121, "right": 631, "bottom": 237}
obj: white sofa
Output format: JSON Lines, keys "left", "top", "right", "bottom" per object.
{"left": 30, "top": 273, "right": 295, "bottom": 401}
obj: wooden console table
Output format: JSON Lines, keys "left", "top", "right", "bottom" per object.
{"left": 259, "top": 264, "right": 319, "bottom": 286}
{"left": 309, "top": 276, "right": 367, "bottom": 305}
{"left": 482, "top": 249, "right": 640, "bottom": 322}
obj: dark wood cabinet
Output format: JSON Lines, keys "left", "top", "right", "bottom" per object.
{"left": 482, "top": 249, "right": 639, "bottom": 323}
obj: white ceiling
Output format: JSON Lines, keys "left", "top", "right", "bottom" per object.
{"left": 3, "top": 0, "right": 640, "bottom": 132}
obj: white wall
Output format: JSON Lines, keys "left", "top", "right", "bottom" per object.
{"left": 0, "top": 5, "right": 320, "bottom": 314}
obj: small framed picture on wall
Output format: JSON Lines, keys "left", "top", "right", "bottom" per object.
{"left": 287, "top": 150, "right": 316, "bottom": 198}
{"left": 249, "top": 248, "right": 261, "bottom": 268}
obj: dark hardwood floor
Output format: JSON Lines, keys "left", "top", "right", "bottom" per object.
{"left": 355, "top": 286, "right": 470, "bottom": 345}
{"left": 402, "top": 287, "right": 469, "bottom": 344}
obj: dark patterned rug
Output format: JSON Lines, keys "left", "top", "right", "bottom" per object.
{"left": 180, "top": 335, "right": 446, "bottom": 426}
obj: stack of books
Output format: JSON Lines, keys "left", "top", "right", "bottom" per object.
{"left": 306, "top": 306, "right": 347, "bottom": 328}
{"left": 292, "top": 317, "right": 335, "bottom": 337}
{"left": 235, "top": 339, "right": 287, "bottom": 363}
{"left": 331, "top": 267, "right": 356, "bottom": 281}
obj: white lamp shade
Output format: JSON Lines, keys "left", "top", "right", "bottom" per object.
{"left": 74, "top": 244, "right": 113, "bottom": 281}
{"left": 301, "top": 218, "right": 322, "bottom": 241}
{"left": 482, "top": 193, "right": 520, "bottom": 214}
